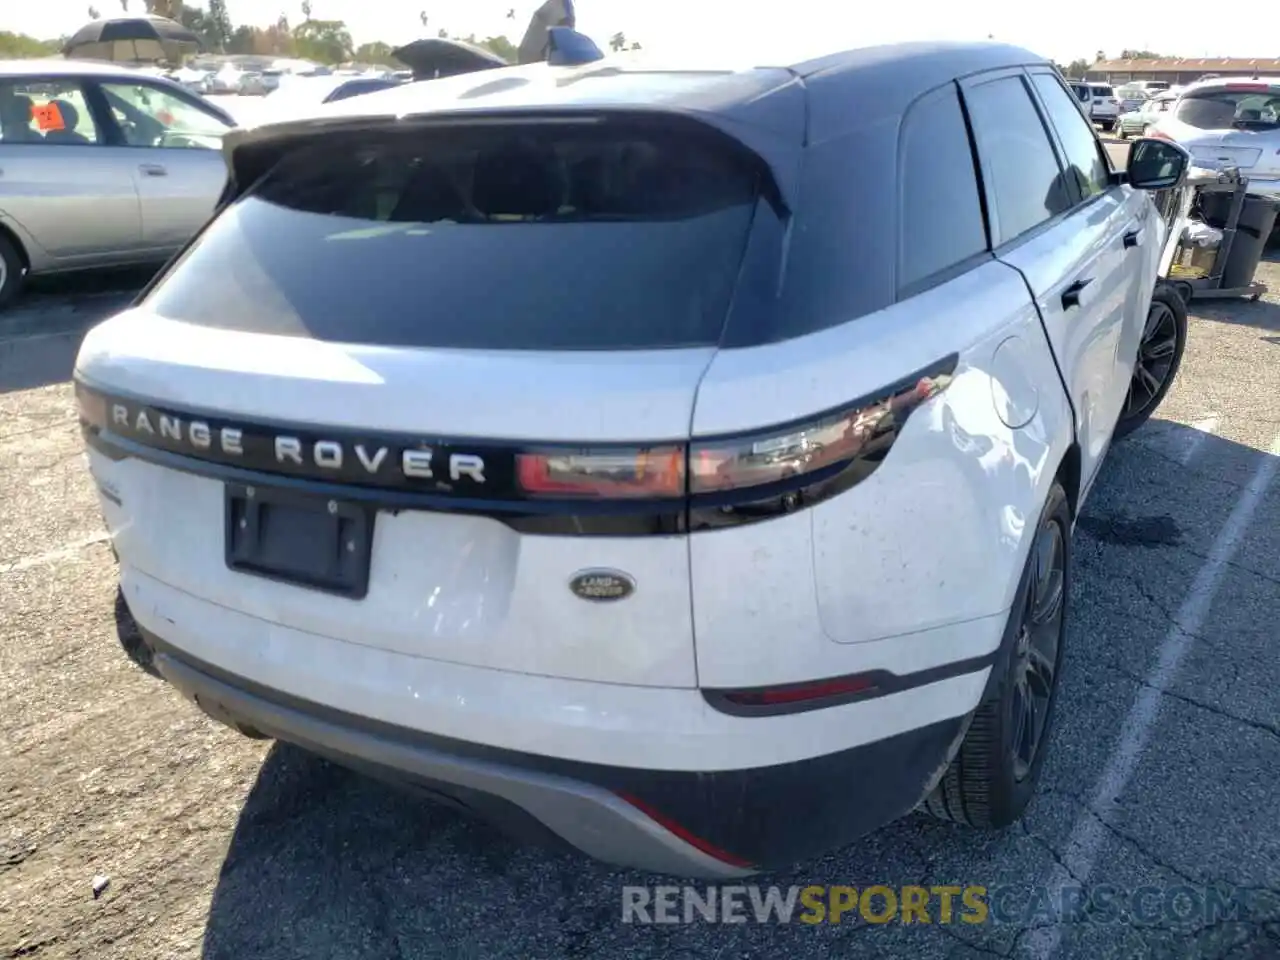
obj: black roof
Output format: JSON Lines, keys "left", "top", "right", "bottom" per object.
{"left": 224, "top": 40, "right": 1051, "bottom": 211}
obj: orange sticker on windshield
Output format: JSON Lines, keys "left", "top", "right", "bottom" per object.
{"left": 32, "top": 103, "right": 65, "bottom": 131}
{"left": 157, "top": 109, "right": 174, "bottom": 125}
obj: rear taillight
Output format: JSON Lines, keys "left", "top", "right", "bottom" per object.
{"left": 516, "top": 447, "right": 685, "bottom": 498}
{"left": 514, "top": 362, "right": 956, "bottom": 516}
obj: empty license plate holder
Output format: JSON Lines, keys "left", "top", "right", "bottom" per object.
{"left": 224, "top": 483, "right": 373, "bottom": 599}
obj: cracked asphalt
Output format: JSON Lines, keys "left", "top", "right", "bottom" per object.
{"left": 2, "top": 163, "right": 1278, "bottom": 957}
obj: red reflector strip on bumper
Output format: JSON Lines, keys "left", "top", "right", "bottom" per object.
{"left": 615, "top": 792, "right": 755, "bottom": 869}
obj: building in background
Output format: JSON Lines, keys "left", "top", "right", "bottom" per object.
{"left": 1088, "top": 57, "right": 1280, "bottom": 86}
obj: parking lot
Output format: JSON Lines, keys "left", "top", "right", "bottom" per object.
{"left": 2, "top": 135, "right": 1279, "bottom": 959}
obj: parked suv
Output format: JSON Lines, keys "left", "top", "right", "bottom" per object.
{"left": 1146, "top": 77, "right": 1280, "bottom": 204}
{"left": 76, "top": 41, "right": 1190, "bottom": 876}
{"left": 1070, "top": 80, "right": 1121, "bottom": 130}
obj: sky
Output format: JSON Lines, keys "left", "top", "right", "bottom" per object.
{"left": 6, "top": 0, "right": 1276, "bottom": 67}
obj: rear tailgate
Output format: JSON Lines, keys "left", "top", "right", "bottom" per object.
{"left": 1173, "top": 83, "right": 1280, "bottom": 174}
{"left": 78, "top": 113, "right": 777, "bottom": 689}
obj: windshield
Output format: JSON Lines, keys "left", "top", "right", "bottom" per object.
{"left": 1173, "top": 87, "right": 1280, "bottom": 131}
{"left": 145, "top": 121, "right": 764, "bottom": 351}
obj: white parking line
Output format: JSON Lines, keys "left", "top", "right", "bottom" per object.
{"left": 1176, "top": 415, "right": 1220, "bottom": 465}
{"left": 0, "top": 532, "right": 111, "bottom": 575}
{"left": 1029, "top": 429, "right": 1280, "bottom": 959}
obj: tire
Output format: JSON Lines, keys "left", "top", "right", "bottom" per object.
{"left": 1100, "top": 121, "right": 1115, "bottom": 132}
{"left": 1114, "top": 283, "right": 1188, "bottom": 441}
{"left": 0, "top": 231, "right": 27, "bottom": 311}
{"left": 925, "top": 480, "right": 1070, "bottom": 828}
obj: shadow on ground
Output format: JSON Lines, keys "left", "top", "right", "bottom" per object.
{"left": 186, "top": 422, "right": 1280, "bottom": 960}
{"left": 0, "top": 268, "right": 153, "bottom": 394}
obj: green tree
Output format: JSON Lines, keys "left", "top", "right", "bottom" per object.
{"left": 292, "top": 18, "right": 351, "bottom": 63}
{"left": 0, "top": 31, "right": 61, "bottom": 57}
{"left": 88, "top": 5, "right": 101, "bottom": 17}
{"left": 480, "top": 34, "right": 516, "bottom": 62}
{"left": 301, "top": 0, "right": 312, "bottom": 21}
{"left": 144, "top": 0, "right": 183, "bottom": 18}
{"left": 227, "top": 23, "right": 256, "bottom": 54}
{"left": 204, "top": 0, "right": 233, "bottom": 51}
{"left": 608, "top": 31, "right": 626, "bottom": 52}
{"left": 354, "top": 40, "right": 396, "bottom": 65}
{"left": 1064, "top": 58, "right": 1090, "bottom": 78}
{"left": 1119, "top": 49, "right": 1164, "bottom": 59}
{"left": 178, "top": 5, "right": 213, "bottom": 47}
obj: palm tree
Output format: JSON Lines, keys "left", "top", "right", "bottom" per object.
{"left": 419, "top": 10, "right": 428, "bottom": 27}
{"left": 507, "top": 7, "right": 515, "bottom": 18}
{"left": 120, "top": 0, "right": 129, "bottom": 10}
{"left": 301, "top": 0, "right": 312, "bottom": 21}
{"left": 609, "top": 31, "right": 626, "bottom": 52}
{"left": 88, "top": 5, "right": 101, "bottom": 18}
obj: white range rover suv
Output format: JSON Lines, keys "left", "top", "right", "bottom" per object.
{"left": 75, "top": 41, "right": 1191, "bottom": 877}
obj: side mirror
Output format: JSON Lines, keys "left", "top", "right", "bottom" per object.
{"left": 1127, "top": 138, "right": 1191, "bottom": 191}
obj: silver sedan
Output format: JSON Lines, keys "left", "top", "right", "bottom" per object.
{"left": 0, "top": 59, "right": 236, "bottom": 308}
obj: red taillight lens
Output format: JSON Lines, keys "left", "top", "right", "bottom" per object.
{"left": 689, "top": 374, "right": 951, "bottom": 495}
{"left": 75, "top": 383, "right": 108, "bottom": 428}
{"left": 516, "top": 446, "right": 684, "bottom": 498}
{"left": 721, "top": 674, "right": 879, "bottom": 707}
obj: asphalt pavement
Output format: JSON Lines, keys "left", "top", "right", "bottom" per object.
{"left": 1, "top": 135, "right": 1278, "bottom": 960}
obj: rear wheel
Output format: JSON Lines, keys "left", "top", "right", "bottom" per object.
{"left": 1114, "top": 284, "right": 1188, "bottom": 440}
{"left": 0, "top": 232, "right": 26, "bottom": 310}
{"left": 924, "top": 481, "right": 1070, "bottom": 828}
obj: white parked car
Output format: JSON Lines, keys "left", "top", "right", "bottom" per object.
{"left": 1146, "top": 76, "right": 1280, "bottom": 204}
{"left": 76, "top": 41, "right": 1191, "bottom": 875}
{"left": 1069, "top": 80, "right": 1120, "bottom": 130}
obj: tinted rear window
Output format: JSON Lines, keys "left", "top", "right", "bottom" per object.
{"left": 1173, "top": 88, "right": 1280, "bottom": 130}
{"left": 326, "top": 79, "right": 400, "bottom": 102}
{"left": 145, "top": 121, "right": 762, "bottom": 350}
{"left": 1090, "top": 86, "right": 1113, "bottom": 97}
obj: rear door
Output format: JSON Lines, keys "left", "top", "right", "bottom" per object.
{"left": 961, "top": 68, "right": 1144, "bottom": 492}
{"left": 0, "top": 75, "right": 142, "bottom": 264}
{"left": 89, "top": 79, "right": 231, "bottom": 255}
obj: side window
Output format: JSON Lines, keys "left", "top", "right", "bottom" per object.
{"left": 1030, "top": 72, "right": 1112, "bottom": 202}
{"left": 898, "top": 84, "right": 988, "bottom": 293}
{"left": 963, "top": 75, "right": 1070, "bottom": 246}
{"left": 97, "top": 82, "right": 230, "bottom": 150}
{"left": 0, "top": 79, "right": 101, "bottom": 145}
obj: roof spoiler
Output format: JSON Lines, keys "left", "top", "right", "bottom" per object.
{"left": 218, "top": 105, "right": 802, "bottom": 216}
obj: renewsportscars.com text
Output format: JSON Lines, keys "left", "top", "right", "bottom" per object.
{"left": 622, "top": 884, "right": 1259, "bottom": 926}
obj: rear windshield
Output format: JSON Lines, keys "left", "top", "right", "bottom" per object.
{"left": 326, "top": 78, "right": 400, "bottom": 102}
{"left": 145, "top": 121, "right": 762, "bottom": 351}
{"left": 1173, "top": 88, "right": 1280, "bottom": 130}
{"left": 1090, "top": 86, "right": 1113, "bottom": 97}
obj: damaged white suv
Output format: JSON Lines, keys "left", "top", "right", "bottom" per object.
{"left": 76, "top": 41, "right": 1190, "bottom": 876}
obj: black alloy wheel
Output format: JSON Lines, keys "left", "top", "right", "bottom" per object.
{"left": 925, "top": 481, "right": 1072, "bottom": 828}
{"left": 1115, "top": 284, "right": 1188, "bottom": 440}
{"left": 1009, "top": 516, "right": 1065, "bottom": 782}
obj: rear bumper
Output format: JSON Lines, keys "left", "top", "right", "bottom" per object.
{"left": 146, "top": 632, "right": 968, "bottom": 875}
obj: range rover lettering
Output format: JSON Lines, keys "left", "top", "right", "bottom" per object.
{"left": 76, "top": 40, "right": 1191, "bottom": 875}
